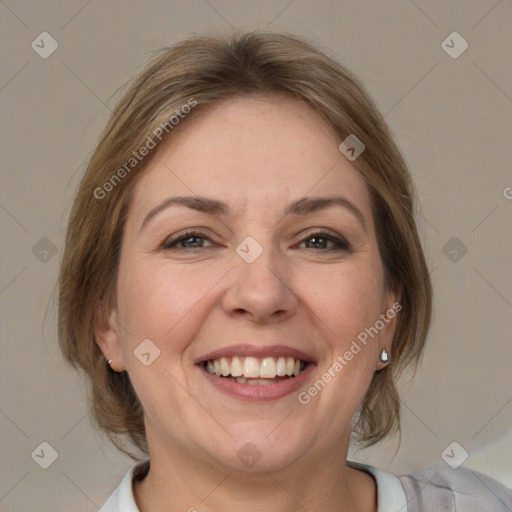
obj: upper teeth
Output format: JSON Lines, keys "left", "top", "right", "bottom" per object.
{"left": 205, "top": 356, "right": 305, "bottom": 378}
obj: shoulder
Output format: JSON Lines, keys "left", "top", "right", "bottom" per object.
{"left": 348, "top": 461, "right": 409, "bottom": 511}
{"left": 350, "top": 460, "right": 512, "bottom": 512}
{"left": 100, "top": 459, "right": 150, "bottom": 512}
{"left": 399, "top": 464, "right": 512, "bottom": 512}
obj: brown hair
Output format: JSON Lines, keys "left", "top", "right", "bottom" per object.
{"left": 58, "top": 30, "right": 432, "bottom": 459}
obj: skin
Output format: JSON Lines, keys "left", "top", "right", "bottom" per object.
{"left": 95, "top": 95, "right": 398, "bottom": 512}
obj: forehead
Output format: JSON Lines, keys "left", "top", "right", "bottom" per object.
{"left": 129, "top": 95, "right": 373, "bottom": 223}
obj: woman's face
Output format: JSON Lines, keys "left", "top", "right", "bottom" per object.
{"left": 98, "top": 95, "right": 398, "bottom": 471}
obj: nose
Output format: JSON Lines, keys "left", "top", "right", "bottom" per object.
{"left": 221, "top": 244, "right": 298, "bottom": 324}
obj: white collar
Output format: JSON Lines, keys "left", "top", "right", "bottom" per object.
{"left": 348, "top": 460, "right": 408, "bottom": 512}
{"left": 100, "top": 459, "right": 149, "bottom": 512}
{"left": 100, "top": 459, "right": 407, "bottom": 512}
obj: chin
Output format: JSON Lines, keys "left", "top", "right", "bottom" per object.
{"left": 202, "top": 428, "right": 312, "bottom": 474}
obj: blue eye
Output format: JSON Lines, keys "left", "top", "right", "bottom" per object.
{"left": 162, "top": 230, "right": 350, "bottom": 252}
{"left": 162, "top": 230, "right": 214, "bottom": 250}
{"left": 299, "top": 232, "right": 350, "bottom": 251}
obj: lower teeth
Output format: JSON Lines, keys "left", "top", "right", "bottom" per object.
{"left": 223, "top": 376, "right": 292, "bottom": 385}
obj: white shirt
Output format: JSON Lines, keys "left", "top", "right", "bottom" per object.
{"left": 100, "top": 459, "right": 512, "bottom": 511}
{"left": 100, "top": 459, "right": 407, "bottom": 511}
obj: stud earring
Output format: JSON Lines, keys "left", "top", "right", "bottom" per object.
{"left": 107, "top": 359, "right": 112, "bottom": 366}
{"left": 379, "top": 349, "right": 389, "bottom": 363}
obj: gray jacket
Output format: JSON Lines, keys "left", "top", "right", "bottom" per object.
{"left": 399, "top": 465, "right": 512, "bottom": 511}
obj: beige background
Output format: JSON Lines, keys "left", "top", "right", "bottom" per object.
{"left": 1, "top": 0, "right": 511, "bottom": 510}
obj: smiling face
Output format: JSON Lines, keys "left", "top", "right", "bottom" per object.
{"left": 96, "top": 94, "right": 398, "bottom": 473}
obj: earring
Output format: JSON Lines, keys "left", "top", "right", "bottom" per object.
{"left": 107, "top": 359, "right": 112, "bottom": 366}
{"left": 379, "top": 349, "right": 389, "bottom": 363}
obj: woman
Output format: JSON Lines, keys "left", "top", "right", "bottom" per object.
{"left": 58, "top": 31, "right": 511, "bottom": 511}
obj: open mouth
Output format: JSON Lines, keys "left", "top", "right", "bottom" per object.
{"left": 202, "top": 356, "right": 309, "bottom": 385}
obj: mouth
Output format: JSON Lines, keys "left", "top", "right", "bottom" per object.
{"left": 195, "top": 345, "right": 315, "bottom": 400}
{"left": 202, "top": 355, "right": 309, "bottom": 385}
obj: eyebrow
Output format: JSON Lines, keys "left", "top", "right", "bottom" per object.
{"left": 140, "top": 194, "right": 366, "bottom": 232}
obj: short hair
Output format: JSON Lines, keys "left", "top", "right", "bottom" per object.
{"left": 58, "top": 30, "right": 432, "bottom": 459}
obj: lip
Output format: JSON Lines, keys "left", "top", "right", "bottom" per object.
{"left": 199, "top": 362, "right": 315, "bottom": 401}
{"left": 195, "top": 344, "right": 316, "bottom": 364}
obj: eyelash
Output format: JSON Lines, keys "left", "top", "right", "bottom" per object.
{"left": 162, "top": 230, "right": 351, "bottom": 252}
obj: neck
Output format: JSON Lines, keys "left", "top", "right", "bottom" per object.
{"left": 133, "top": 437, "right": 376, "bottom": 512}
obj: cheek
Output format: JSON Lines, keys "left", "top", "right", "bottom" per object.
{"left": 293, "top": 261, "right": 385, "bottom": 436}
{"left": 303, "top": 261, "right": 384, "bottom": 349}
{"left": 116, "top": 257, "right": 225, "bottom": 352}
{"left": 114, "top": 259, "right": 217, "bottom": 410}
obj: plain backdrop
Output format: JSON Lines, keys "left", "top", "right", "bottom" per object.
{"left": 1, "top": 1, "right": 511, "bottom": 510}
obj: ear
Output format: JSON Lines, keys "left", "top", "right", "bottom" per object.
{"left": 93, "top": 299, "right": 126, "bottom": 372}
{"left": 376, "top": 284, "right": 402, "bottom": 371}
